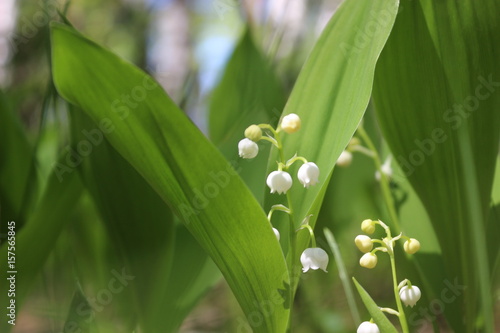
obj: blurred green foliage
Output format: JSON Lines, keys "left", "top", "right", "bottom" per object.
{"left": 0, "top": 0, "right": 499, "bottom": 332}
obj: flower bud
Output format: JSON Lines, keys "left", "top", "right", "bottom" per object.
{"left": 336, "top": 151, "right": 353, "bottom": 167}
{"left": 238, "top": 138, "right": 259, "bottom": 159}
{"left": 399, "top": 285, "right": 421, "bottom": 307}
{"left": 280, "top": 113, "right": 301, "bottom": 133}
{"left": 357, "top": 321, "right": 380, "bottom": 333}
{"left": 349, "top": 137, "right": 361, "bottom": 147}
{"left": 244, "top": 124, "right": 262, "bottom": 142}
{"left": 272, "top": 227, "right": 280, "bottom": 241}
{"left": 359, "top": 253, "right": 378, "bottom": 269}
{"left": 404, "top": 238, "right": 421, "bottom": 254}
{"left": 297, "top": 162, "right": 320, "bottom": 188}
{"left": 375, "top": 157, "right": 393, "bottom": 181}
{"left": 300, "top": 248, "right": 329, "bottom": 273}
{"left": 361, "top": 219, "right": 376, "bottom": 234}
{"left": 355, "top": 235, "right": 373, "bottom": 253}
{"left": 266, "top": 171, "right": 293, "bottom": 194}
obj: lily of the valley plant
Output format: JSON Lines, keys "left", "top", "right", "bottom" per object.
{"left": 354, "top": 219, "right": 422, "bottom": 333}
{"left": 238, "top": 113, "right": 329, "bottom": 277}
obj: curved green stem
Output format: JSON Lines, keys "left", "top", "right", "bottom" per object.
{"left": 350, "top": 144, "right": 375, "bottom": 157}
{"left": 268, "top": 204, "right": 291, "bottom": 222}
{"left": 285, "top": 155, "right": 308, "bottom": 168}
{"left": 357, "top": 126, "right": 401, "bottom": 233}
{"left": 285, "top": 190, "right": 296, "bottom": 332}
{"left": 259, "top": 136, "right": 279, "bottom": 147}
{"left": 379, "top": 307, "right": 400, "bottom": 316}
{"left": 271, "top": 128, "right": 296, "bottom": 332}
{"left": 298, "top": 224, "right": 316, "bottom": 248}
{"left": 390, "top": 254, "right": 409, "bottom": 332}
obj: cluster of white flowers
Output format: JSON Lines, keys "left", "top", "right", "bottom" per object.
{"left": 238, "top": 113, "right": 328, "bottom": 274}
{"left": 355, "top": 219, "right": 421, "bottom": 270}
{"left": 355, "top": 219, "right": 422, "bottom": 330}
{"left": 335, "top": 135, "right": 394, "bottom": 183}
{"left": 239, "top": 114, "right": 320, "bottom": 194}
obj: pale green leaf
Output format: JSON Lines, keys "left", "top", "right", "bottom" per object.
{"left": 209, "top": 29, "right": 286, "bottom": 203}
{"left": 51, "top": 23, "right": 289, "bottom": 332}
{"left": 263, "top": 0, "right": 399, "bottom": 289}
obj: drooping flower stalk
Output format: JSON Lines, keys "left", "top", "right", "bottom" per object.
{"left": 238, "top": 113, "right": 327, "bottom": 333}
{"left": 354, "top": 219, "right": 422, "bottom": 333}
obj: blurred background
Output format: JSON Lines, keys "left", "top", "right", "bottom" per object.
{"left": 0, "top": 0, "right": 472, "bottom": 332}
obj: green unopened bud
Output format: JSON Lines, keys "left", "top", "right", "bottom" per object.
{"left": 404, "top": 238, "right": 421, "bottom": 254}
{"left": 355, "top": 235, "right": 373, "bottom": 253}
{"left": 348, "top": 137, "right": 361, "bottom": 147}
{"left": 359, "top": 253, "right": 378, "bottom": 269}
{"left": 361, "top": 219, "right": 376, "bottom": 234}
{"left": 244, "top": 125, "right": 262, "bottom": 141}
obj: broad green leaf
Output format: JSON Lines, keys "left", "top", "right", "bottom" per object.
{"left": 161, "top": 225, "right": 221, "bottom": 332}
{"left": 69, "top": 107, "right": 175, "bottom": 330}
{"left": 209, "top": 29, "right": 285, "bottom": 145}
{"left": 264, "top": 0, "right": 399, "bottom": 287}
{"left": 209, "top": 29, "right": 286, "bottom": 203}
{"left": 372, "top": 0, "right": 500, "bottom": 331}
{"left": 0, "top": 159, "right": 83, "bottom": 333}
{"left": 51, "top": 23, "right": 289, "bottom": 332}
{"left": 0, "top": 91, "right": 36, "bottom": 228}
{"left": 352, "top": 278, "right": 398, "bottom": 333}
{"left": 70, "top": 108, "right": 220, "bottom": 331}
{"left": 62, "top": 285, "right": 95, "bottom": 333}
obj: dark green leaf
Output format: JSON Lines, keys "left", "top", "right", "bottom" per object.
{"left": 0, "top": 159, "right": 83, "bottom": 333}
{"left": 0, "top": 91, "right": 36, "bottom": 227}
{"left": 69, "top": 107, "right": 175, "bottom": 330}
{"left": 372, "top": 0, "right": 500, "bottom": 330}
{"left": 209, "top": 29, "right": 286, "bottom": 203}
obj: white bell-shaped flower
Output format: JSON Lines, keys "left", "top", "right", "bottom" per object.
{"left": 266, "top": 171, "right": 293, "bottom": 194}
{"left": 238, "top": 138, "right": 259, "bottom": 159}
{"left": 280, "top": 113, "right": 301, "bottom": 133}
{"left": 272, "top": 227, "right": 280, "bottom": 241}
{"left": 297, "top": 162, "right": 320, "bottom": 188}
{"left": 399, "top": 285, "right": 421, "bottom": 307}
{"left": 300, "top": 248, "right": 329, "bottom": 273}
{"left": 336, "top": 151, "right": 353, "bottom": 167}
{"left": 357, "top": 321, "right": 380, "bottom": 333}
